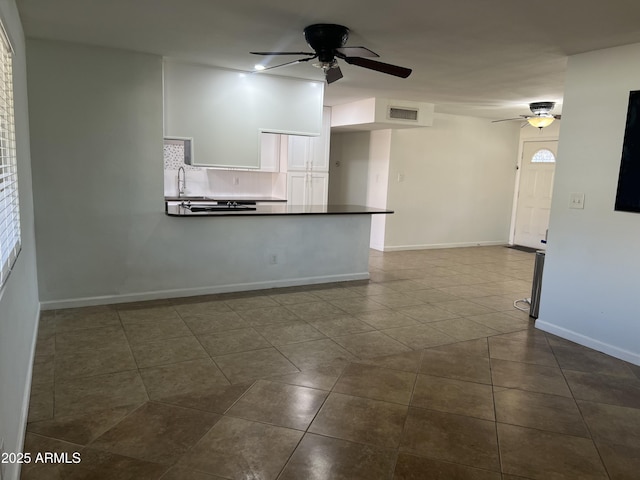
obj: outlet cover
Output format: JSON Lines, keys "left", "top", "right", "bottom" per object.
{"left": 265, "top": 247, "right": 285, "bottom": 266}
{"left": 569, "top": 192, "right": 585, "bottom": 209}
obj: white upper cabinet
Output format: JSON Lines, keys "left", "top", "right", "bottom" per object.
{"left": 259, "top": 133, "right": 281, "bottom": 172}
{"left": 163, "top": 60, "right": 324, "bottom": 169}
{"left": 287, "top": 107, "right": 331, "bottom": 172}
{"left": 287, "top": 135, "right": 311, "bottom": 171}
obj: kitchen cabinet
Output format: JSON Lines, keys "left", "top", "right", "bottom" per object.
{"left": 259, "top": 133, "right": 282, "bottom": 172}
{"left": 287, "top": 171, "right": 329, "bottom": 206}
{"left": 287, "top": 107, "right": 331, "bottom": 172}
{"left": 285, "top": 106, "right": 330, "bottom": 206}
{"left": 308, "top": 172, "right": 329, "bottom": 205}
{"left": 287, "top": 135, "right": 311, "bottom": 171}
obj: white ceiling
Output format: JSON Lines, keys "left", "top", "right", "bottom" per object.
{"left": 15, "top": 0, "right": 640, "bottom": 120}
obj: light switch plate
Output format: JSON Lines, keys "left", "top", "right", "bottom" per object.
{"left": 569, "top": 192, "right": 585, "bottom": 209}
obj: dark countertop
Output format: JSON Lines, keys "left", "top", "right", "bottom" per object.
{"left": 165, "top": 204, "right": 394, "bottom": 217}
{"left": 164, "top": 196, "right": 287, "bottom": 202}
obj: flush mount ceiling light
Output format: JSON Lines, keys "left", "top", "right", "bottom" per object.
{"left": 493, "top": 101, "right": 562, "bottom": 129}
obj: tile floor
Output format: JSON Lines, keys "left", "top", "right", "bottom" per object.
{"left": 22, "top": 246, "right": 640, "bottom": 479}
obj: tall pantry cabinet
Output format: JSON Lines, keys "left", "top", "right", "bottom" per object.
{"left": 286, "top": 107, "right": 331, "bottom": 206}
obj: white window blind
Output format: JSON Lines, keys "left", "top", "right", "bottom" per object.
{"left": 0, "top": 21, "right": 19, "bottom": 289}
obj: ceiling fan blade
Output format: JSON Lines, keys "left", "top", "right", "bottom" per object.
{"left": 250, "top": 51, "right": 316, "bottom": 56}
{"left": 326, "top": 65, "right": 343, "bottom": 84}
{"left": 491, "top": 117, "right": 524, "bottom": 123}
{"left": 343, "top": 56, "right": 412, "bottom": 78}
{"left": 255, "top": 56, "right": 316, "bottom": 72}
{"left": 335, "top": 46, "right": 378, "bottom": 58}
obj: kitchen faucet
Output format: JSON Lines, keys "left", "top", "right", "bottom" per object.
{"left": 177, "top": 166, "right": 186, "bottom": 197}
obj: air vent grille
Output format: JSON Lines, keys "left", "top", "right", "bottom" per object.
{"left": 389, "top": 107, "right": 418, "bottom": 121}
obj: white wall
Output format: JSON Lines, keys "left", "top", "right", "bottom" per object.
{"left": 28, "top": 39, "right": 165, "bottom": 303}
{"left": 537, "top": 42, "right": 640, "bottom": 365}
{"left": 27, "top": 39, "right": 370, "bottom": 308}
{"left": 328, "top": 131, "right": 371, "bottom": 205}
{"left": 328, "top": 130, "right": 392, "bottom": 250}
{"left": 0, "top": 1, "right": 40, "bottom": 479}
{"left": 367, "top": 130, "right": 392, "bottom": 250}
{"left": 384, "top": 114, "right": 520, "bottom": 250}
{"left": 330, "top": 114, "right": 521, "bottom": 251}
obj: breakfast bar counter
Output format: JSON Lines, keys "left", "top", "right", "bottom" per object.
{"left": 157, "top": 201, "right": 393, "bottom": 296}
{"left": 165, "top": 203, "right": 393, "bottom": 217}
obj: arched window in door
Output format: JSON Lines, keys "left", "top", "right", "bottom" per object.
{"left": 531, "top": 148, "right": 556, "bottom": 163}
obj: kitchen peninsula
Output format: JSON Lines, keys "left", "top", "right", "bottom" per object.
{"left": 160, "top": 200, "right": 393, "bottom": 299}
{"left": 157, "top": 61, "right": 392, "bottom": 301}
{"left": 166, "top": 203, "right": 392, "bottom": 217}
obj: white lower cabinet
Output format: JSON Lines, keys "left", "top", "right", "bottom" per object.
{"left": 308, "top": 172, "right": 329, "bottom": 206}
{"left": 287, "top": 172, "right": 328, "bottom": 206}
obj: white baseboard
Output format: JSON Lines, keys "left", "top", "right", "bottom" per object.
{"left": 40, "top": 272, "right": 370, "bottom": 310}
{"left": 536, "top": 320, "right": 640, "bottom": 366}
{"left": 381, "top": 241, "right": 507, "bottom": 252}
{"left": 12, "top": 304, "right": 41, "bottom": 480}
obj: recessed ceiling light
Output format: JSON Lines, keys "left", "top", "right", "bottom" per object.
{"left": 254, "top": 64, "right": 266, "bottom": 71}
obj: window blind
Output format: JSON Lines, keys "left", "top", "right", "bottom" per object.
{"left": 0, "top": 21, "right": 19, "bottom": 289}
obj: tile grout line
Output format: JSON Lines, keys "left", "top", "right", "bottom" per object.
{"left": 552, "top": 339, "right": 613, "bottom": 480}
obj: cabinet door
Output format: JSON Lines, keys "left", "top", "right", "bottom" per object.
{"left": 260, "top": 133, "right": 280, "bottom": 172}
{"left": 287, "top": 135, "right": 311, "bottom": 171}
{"left": 308, "top": 172, "right": 329, "bottom": 206}
{"left": 309, "top": 107, "right": 331, "bottom": 172}
{"left": 287, "top": 172, "right": 308, "bottom": 205}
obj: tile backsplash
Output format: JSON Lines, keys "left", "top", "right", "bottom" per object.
{"left": 163, "top": 140, "right": 285, "bottom": 199}
{"left": 164, "top": 143, "right": 200, "bottom": 171}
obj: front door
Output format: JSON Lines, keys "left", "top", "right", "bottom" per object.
{"left": 513, "top": 141, "right": 557, "bottom": 249}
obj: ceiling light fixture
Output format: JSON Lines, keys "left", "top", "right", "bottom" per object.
{"left": 492, "top": 101, "right": 561, "bottom": 129}
{"left": 527, "top": 116, "right": 555, "bottom": 128}
{"left": 254, "top": 64, "right": 266, "bottom": 71}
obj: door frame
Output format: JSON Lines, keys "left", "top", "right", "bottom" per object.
{"left": 508, "top": 134, "right": 560, "bottom": 246}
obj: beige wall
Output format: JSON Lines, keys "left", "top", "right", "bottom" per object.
{"left": 330, "top": 114, "right": 521, "bottom": 250}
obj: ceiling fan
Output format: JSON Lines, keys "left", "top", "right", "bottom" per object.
{"left": 250, "top": 24, "right": 412, "bottom": 84}
{"left": 492, "top": 102, "right": 562, "bottom": 129}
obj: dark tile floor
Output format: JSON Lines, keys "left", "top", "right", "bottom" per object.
{"left": 23, "top": 246, "right": 640, "bottom": 479}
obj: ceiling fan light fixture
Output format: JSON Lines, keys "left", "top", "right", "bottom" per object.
{"left": 312, "top": 60, "right": 337, "bottom": 72}
{"left": 527, "top": 116, "right": 555, "bottom": 129}
{"left": 250, "top": 24, "right": 411, "bottom": 83}
{"left": 529, "top": 101, "right": 555, "bottom": 116}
